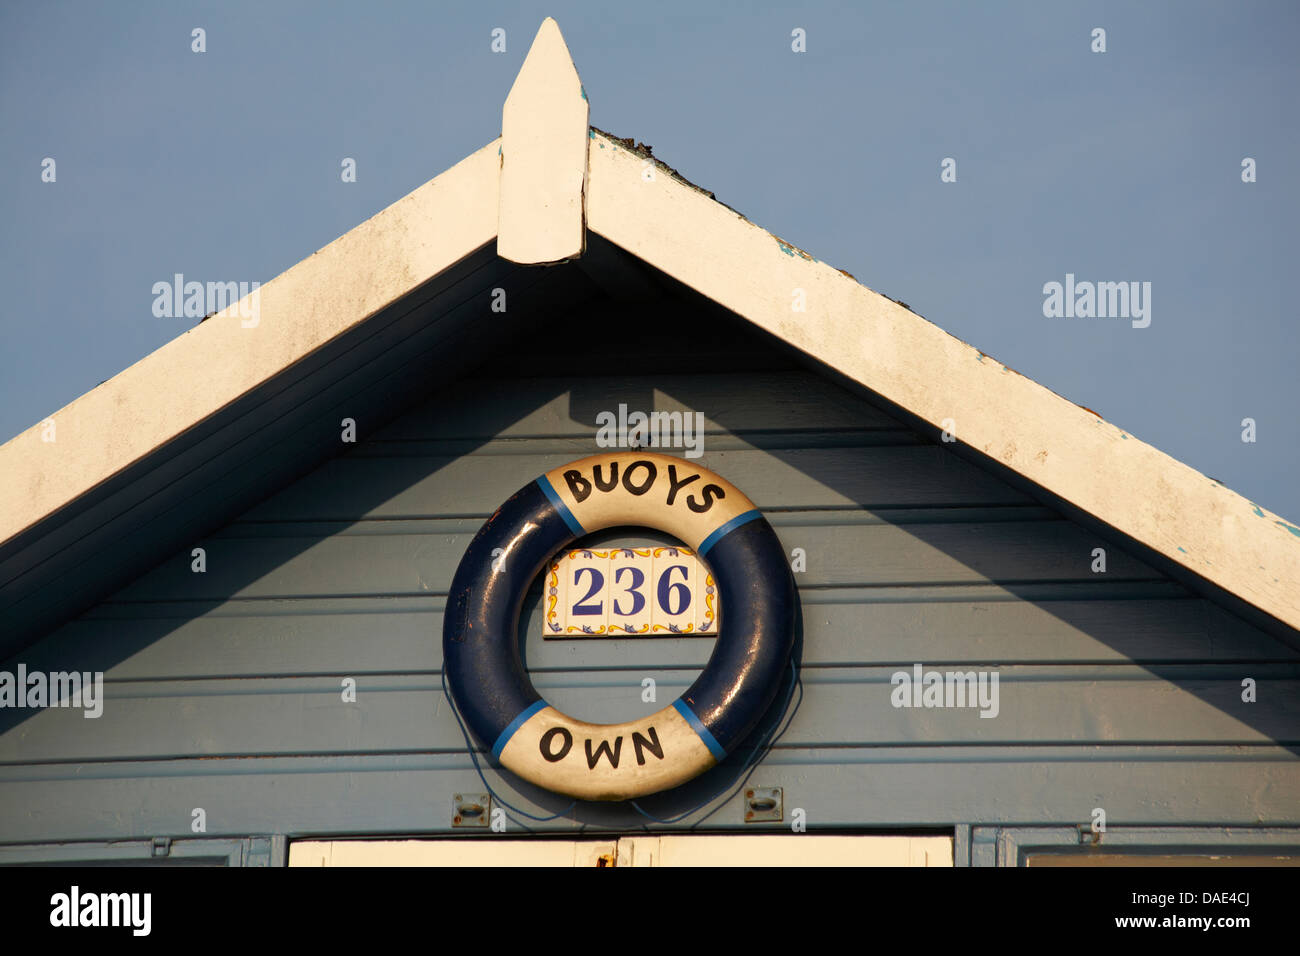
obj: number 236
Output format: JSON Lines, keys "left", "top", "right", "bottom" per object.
{"left": 571, "top": 564, "right": 692, "bottom": 617}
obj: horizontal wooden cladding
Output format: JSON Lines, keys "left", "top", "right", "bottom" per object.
{"left": 239, "top": 446, "right": 1035, "bottom": 522}
{"left": 33, "top": 591, "right": 1297, "bottom": 683}
{"left": 3, "top": 665, "right": 1296, "bottom": 765}
{"left": 347, "top": 431, "right": 929, "bottom": 458}
{"left": 108, "top": 517, "right": 1158, "bottom": 602}
{"left": 3, "top": 745, "right": 1298, "bottom": 842}
{"left": 370, "top": 371, "right": 904, "bottom": 440}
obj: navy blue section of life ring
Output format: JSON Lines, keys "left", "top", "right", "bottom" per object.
{"left": 675, "top": 517, "right": 796, "bottom": 752}
{"left": 443, "top": 481, "right": 556, "bottom": 741}
{"left": 442, "top": 472, "right": 797, "bottom": 772}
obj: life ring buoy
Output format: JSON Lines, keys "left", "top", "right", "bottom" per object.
{"left": 443, "top": 452, "right": 796, "bottom": 801}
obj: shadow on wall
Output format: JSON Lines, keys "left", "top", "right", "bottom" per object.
{"left": 2, "top": 264, "right": 1298, "bottom": 836}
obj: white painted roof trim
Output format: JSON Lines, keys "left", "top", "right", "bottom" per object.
{"left": 584, "top": 127, "right": 1300, "bottom": 632}
{"left": 2, "top": 17, "right": 1296, "bottom": 636}
{"left": 0, "top": 138, "right": 501, "bottom": 547}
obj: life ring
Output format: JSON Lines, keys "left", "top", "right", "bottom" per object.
{"left": 443, "top": 452, "right": 796, "bottom": 801}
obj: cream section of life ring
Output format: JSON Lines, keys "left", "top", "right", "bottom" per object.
{"left": 443, "top": 452, "right": 797, "bottom": 801}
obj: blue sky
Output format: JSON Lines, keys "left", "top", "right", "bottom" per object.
{"left": 2, "top": 0, "right": 1297, "bottom": 519}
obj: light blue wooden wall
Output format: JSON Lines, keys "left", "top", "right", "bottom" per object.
{"left": 3, "top": 304, "right": 1299, "bottom": 857}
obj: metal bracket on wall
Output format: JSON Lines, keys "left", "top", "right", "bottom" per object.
{"left": 744, "top": 786, "right": 783, "bottom": 822}
{"left": 151, "top": 837, "right": 171, "bottom": 858}
{"left": 452, "top": 793, "right": 492, "bottom": 828}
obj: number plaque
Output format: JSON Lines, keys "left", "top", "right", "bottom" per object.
{"left": 543, "top": 546, "right": 718, "bottom": 636}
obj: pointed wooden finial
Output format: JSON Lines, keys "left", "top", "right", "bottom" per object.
{"left": 498, "top": 18, "right": 589, "bottom": 264}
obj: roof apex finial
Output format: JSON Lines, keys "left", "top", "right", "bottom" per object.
{"left": 507, "top": 18, "right": 581, "bottom": 97}
{"left": 498, "top": 18, "right": 589, "bottom": 264}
